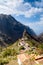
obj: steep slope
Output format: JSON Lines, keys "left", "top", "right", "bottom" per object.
{"left": 0, "top": 14, "right": 37, "bottom": 46}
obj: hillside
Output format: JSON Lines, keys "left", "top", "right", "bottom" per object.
{"left": 0, "top": 37, "right": 43, "bottom": 65}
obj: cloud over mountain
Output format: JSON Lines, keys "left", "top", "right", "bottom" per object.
{"left": 0, "top": 0, "right": 43, "bottom": 18}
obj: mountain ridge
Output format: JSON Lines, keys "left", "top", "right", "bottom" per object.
{"left": 0, "top": 14, "right": 37, "bottom": 46}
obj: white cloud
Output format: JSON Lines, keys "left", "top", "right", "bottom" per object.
{"left": 0, "top": 0, "right": 24, "bottom": 14}
{"left": 0, "top": 5, "right": 14, "bottom": 14}
{"left": 0, "top": 0, "right": 43, "bottom": 18}
{"left": 0, "top": 0, "right": 31, "bottom": 15}
{"left": 25, "top": 14, "right": 43, "bottom": 26}
{"left": 24, "top": 7, "right": 43, "bottom": 18}
{"left": 35, "top": 0, "right": 43, "bottom": 7}
{"left": 24, "top": 14, "right": 43, "bottom": 34}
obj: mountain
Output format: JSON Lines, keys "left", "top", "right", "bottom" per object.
{"left": 0, "top": 14, "right": 37, "bottom": 46}
{"left": 38, "top": 33, "right": 43, "bottom": 42}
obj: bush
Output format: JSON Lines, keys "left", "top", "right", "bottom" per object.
{"left": 37, "top": 44, "right": 43, "bottom": 54}
{"left": 19, "top": 46, "right": 25, "bottom": 50}
{"left": 0, "top": 58, "right": 9, "bottom": 65}
{"left": 2, "top": 48, "right": 18, "bottom": 57}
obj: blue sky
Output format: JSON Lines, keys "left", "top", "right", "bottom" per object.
{"left": 0, "top": 0, "right": 43, "bottom": 35}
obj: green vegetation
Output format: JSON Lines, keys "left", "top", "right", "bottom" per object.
{"left": 0, "top": 46, "right": 18, "bottom": 65}
{"left": 2, "top": 48, "right": 18, "bottom": 57}
{"left": 19, "top": 46, "right": 25, "bottom": 50}
{"left": 0, "top": 37, "right": 43, "bottom": 65}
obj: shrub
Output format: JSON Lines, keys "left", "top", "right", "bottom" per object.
{"left": 0, "top": 58, "right": 9, "bottom": 65}
{"left": 19, "top": 46, "right": 25, "bottom": 50}
{"left": 2, "top": 48, "right": 18, "bottom": 57}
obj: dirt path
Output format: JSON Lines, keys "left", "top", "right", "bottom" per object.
{"left": 36, "top": 59, "right": 43, "bottom": 64}
{"left": 7, "top": 54, "right": 43, "bottom": 65}
{"left": 7, "top": 60, "right": 18, "bottom": 65}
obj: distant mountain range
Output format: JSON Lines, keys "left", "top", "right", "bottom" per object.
{"left": 0, "top": 14, "right": 42, "bottom": 47}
